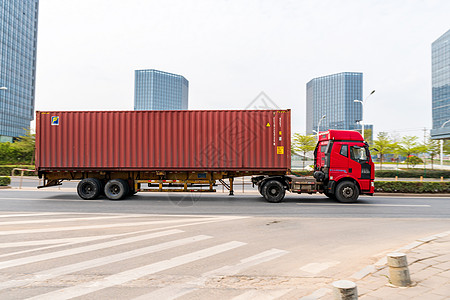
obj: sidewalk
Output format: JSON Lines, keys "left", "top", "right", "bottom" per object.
{"left": 352, "top": 231, "right": 450, "bottom": 299}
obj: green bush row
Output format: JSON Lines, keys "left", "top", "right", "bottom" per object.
{"left": 375, "top": 169, "right": 450, "bottom": 179}
{"left": 0, "top": 165, "right": 35, "bottom": 176}
{"left": 375, "top": 181, "right": 450, "bottom": 193}
{"left": 0, "top": 176, "right": 11, "bottom": 186}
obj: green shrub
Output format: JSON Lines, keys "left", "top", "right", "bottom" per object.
{"left": 0, "top": 176, "right": 11, "bottom": 186}
{"left": 0, "top": 165, "right": 35, "bottom": 176}
{"left": 375, "top": 181, "right": 450, "bottom": 193}
{"left": 375, "top": 169, "right": 450, "bottom": 179}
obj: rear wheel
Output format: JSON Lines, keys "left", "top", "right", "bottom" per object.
{"left": 335, "top": 181, "right": 359, "bottom": 203}
{"left": 77, "top": 178, "right": 102, "bottom": 200}
{"left": 262, "top": 180, "right": 285, "bottom": 203}
{"left": 104, "top": 179, "right": 129, "bottom": 200}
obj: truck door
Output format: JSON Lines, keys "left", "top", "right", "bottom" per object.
{"left": 348, "top": 143, "right": 371, "bottom": 191}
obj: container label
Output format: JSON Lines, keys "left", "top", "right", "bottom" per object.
{"left": 51, "top": 116, "right": 59, "bottom": 126}
{"left": 277, "top": 146, "right": 284, "bottom": 154}
{"left": 266, "top": 122, "right": 270, "bottom": 127}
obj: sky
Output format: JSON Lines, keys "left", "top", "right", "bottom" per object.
{"left": 34, "top": 0, "right": 450, "bottom": 139}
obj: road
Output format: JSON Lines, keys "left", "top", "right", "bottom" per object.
{"left": 0, "top": 189, "right": 448, "bottom": 299}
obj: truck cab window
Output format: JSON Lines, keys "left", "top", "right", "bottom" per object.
{"left": 350, "top": 146, "right": 368, "bottom": 161}
{"left": 340, "top": 145, "right": 348, "bottom": 157}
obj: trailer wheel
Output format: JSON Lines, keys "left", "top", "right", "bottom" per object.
{"left": 77, "top": 178, "right": 102, "bottom": 200}
{"left": 257, "top": 182, "right": 265, "bottom": 196}
{"left": 104, "top": 179, "right": 129, "bottom": 200}
{"left": 335, "top": 181, "right": 359, "bottom": 203}
{"left": 262, "top": 180, "right": 285, "bottom": 203}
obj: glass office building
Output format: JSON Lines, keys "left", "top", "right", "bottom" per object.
{"left": 134, "top": 69, "right": 188, "bottom": 110}
{"left": 430, "top": 29, "right": 450, "bottom": 140}
{"left": 0, "top": 0, "right": 39, "bottom": 142}
{"left": 306, "top": 72, "right": 372, "bottom": 136}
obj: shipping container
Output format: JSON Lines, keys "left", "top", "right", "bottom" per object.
{"left": 36, "top": 110, "right": 291, "bottom": 172}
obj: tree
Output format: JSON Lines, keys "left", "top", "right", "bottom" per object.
{"left": 0, "top": 129, "right": 35, "bottom": 164}
{"left": 426, "top": 138, "right": 440, "bottom": 169}
{"left": 405, "top": 156, "right": 423, "bottom": 168}
{"left": 444, "top": 140, "right": 450, "bottom": 155}
{"left": 371, "top": 132, "right": 397, "bottom": 170}
{"left": 291, "top": 133, "right": 316, "bottom": 170}
{"left": 398, "top": 136, "right": 427, "bottom": 168}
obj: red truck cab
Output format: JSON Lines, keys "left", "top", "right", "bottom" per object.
{"left": 313, "top": 130, "right": 375, "bottom": 202}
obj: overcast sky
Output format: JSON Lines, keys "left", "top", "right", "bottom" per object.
{"left": 35, "top": 0, "right": 450, "bottom": 139}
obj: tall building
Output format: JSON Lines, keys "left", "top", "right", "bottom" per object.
{"left": 306, "top": 72, "right": 373, "bottom": 137}
{"left": 430, "top": 29, "right": 450, "bottom": 140}
{"left": 134, "top": 69, "right": 188, "bottom": 110}
{"left": 0, "top": 0, "right": 39, "bottom": 142}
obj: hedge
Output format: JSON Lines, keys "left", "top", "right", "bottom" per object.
{"left": 0, "top": 176, "right": 11, "bottom": 186}
{"left": 375, "top": 169, "right": 450, "bottom": 179}
{"left": 375, "top": 181, "right": 450, "bottom": 193}
{"left": 0, "top": 165, "right": 35, "bottom": 176}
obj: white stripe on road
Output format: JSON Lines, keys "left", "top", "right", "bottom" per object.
{"left": 299, "top": 261, "right": 340, "bottom": 275}
{"left": 0, "top": 212, "right": 73, "bottom": 218}
{"left": 296, "top": 203, "right": 431, "bottom": 207}
{"left": 133, "top": 248, "right": 289, "bottom": 300}
{"left": 27, "top": 241, "right": 246, "bottom": 300}
{"left": 232, "top": 289, "right": 293, "bottom": 300}
{"left": 0, "top": 235, "right": 211, "bottom": 291}
{"left": 0, "top": 235, "right": 118, "bottom": 249}
{"left": 0, "top": 216, "right": 231, "bottom": 236}
{"left": 0, "top": 214, "right": 150, "bottom": 226}
{"left": 0, "top": 229, "right": 182, "bottom": 270}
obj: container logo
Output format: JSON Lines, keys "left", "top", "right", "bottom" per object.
{"left": 51, "top": 116, "right": 60, "bottom": 126}
{"left": 277, "top": 146, "right": 284, "bottom": 154}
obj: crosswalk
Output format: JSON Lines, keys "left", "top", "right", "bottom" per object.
{"left": 0, "top": 212, "right": 295, "bottom": 300}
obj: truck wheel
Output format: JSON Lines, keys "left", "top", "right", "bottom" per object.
{"left": 77, "top": 178, "right": 102, "bottom": 200}
{"left": 104, "top": 179, "right": 129, "bottom": 200}
{"left": 324, "top": 190, "right": 336, "bottom": 200}
{"left": 335, "top": 181, "right": 359, "bottom": 203}
{"left": 262, "top": 180, "right": 285, "bottom": 203}
{"left": 258, "top": 182, "right": 265, "bottom": 196}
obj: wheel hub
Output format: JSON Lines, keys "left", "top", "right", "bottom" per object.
{"left": 342, "top": 186, "right": 354, "bottom": 198}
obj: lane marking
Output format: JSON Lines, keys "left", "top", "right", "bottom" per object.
{"left": 0, "top": 229, "right": 182, "bottom": 270}
{"left": 0, "top": 235, "right": 211, "bottom": 291}
{"left": 0, "top": 213, "right": 75, "bottom": 218}
{"left": 0, "top": 216, "right": 234, "bottom": 236}
{"left": 0, "top": 214, "right": 151, "bottom": 226}
{"left": 0, "top": 197, "right": 103, "bottom": 202}
{"left": 300, "top": 261, "right": 340, "bottom": 275}
{"left": 27, "top": 241, "right": 246, "bottom": 300}
{"left": 232, "top": 289, "right": 293, "bottom": 300}
{"left": 296, "top": 203, "right": 431, "bottom": 207}
{"left": 134, "top": 248, "right": 289, "bottom": 300}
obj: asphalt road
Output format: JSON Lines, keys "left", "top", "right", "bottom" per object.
{"left": 0, "top": 189, "right": 448, "bottom": 299}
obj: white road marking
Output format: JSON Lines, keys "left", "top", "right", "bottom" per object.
{"left": 0, "top": 216, "right": 235, "bottom": 236}
{"left": 296, "top": 203, "right": 431, "bottom": 207}
{"left": 0, "top": 229, "right": 182, "bottom": 270}
{"left": 0, "top": 235, "right": 211, "bottom": 291}
{"left": 232, "top": 289, "right": 293, "bottom": 300}
{"left": 299, "top": 261, "right": 340, "bottom": 275}
{"left": 0, "top": 212, "right": 73, "bottom": 218}
{"left": 299, "top": 287, "right": 331, "bottom": 300}
{"left": 27, "top": 241, "right": 246, "bottom": 300}
{"left": 0, "top": 235, "right": 117, "bottom": 249}
{"left": 0, "top": 197, "right": 103, "bottom": 202}
{"left": 134, "top": 248, "right": 289, "bottom": 300}
{"left": 0, "top": 214, "right": 149, "bottom": 226}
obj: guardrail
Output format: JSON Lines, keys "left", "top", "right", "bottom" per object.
{"left": 11, "top": 168, "right": 38, "bottom": 189}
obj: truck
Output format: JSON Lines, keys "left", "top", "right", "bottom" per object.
{"left": 35, "top": 110, "right": 374, "bottom": 203}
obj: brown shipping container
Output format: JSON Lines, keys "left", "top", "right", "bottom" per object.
{"left": 35, "top": 110, "right": 291, "bottom": 172}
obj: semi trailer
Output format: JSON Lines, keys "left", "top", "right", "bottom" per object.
{"left": 35, "top": 110, "right": 374, "bottom": 203}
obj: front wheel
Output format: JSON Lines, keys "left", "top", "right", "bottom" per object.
{"left": 335, "top": 181, "right": 359, "bottom": 203}
{"left": 104, "top": 179, "right": 129, "bottom": 200}
{"left": 262, "top": 180, "right": 285, "bottom": 203}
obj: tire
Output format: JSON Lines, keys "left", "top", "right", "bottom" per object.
{"left": 104, "top": 179, "right": 129, "bottom": 200}
{"left": 258, "top": 182, "right": 265, "bottom": 196}
{"left": 77, "top": 178, "right": 102, "bottom": 200}
{"left": 262, "top": 180, "right": 285, "bottom": 203}
{"left": 335, "top": 181, "right": 359, "bottom": 203}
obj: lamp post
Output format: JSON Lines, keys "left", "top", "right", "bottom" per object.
{"left": 354, "top": 90, "right": 375, "bottom": 140}
{"left": 317, "top": 115, "right": 326, "bottom": 139}
{"left": 440, "top": 120, "right": 450, "bottom": 167}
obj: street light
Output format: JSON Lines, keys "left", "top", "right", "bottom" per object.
{"left": 440, "top": 120, "right": 450, "bottom": 167}
{"left": 317, "top": 115, "right": 326, "bottom": 139}
{"left": 0, "top": 87, "right": 7, "bottom": 90}
{"left": 354, "top": 90, "right": 375, "bottom": 140}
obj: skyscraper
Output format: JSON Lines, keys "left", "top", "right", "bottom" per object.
{"left": 306, "top": 72, "right": 372, "bottom": 136}
{"left": 134, "top": 69, "right": 188, "bottom": 110}
{"left": 0, "top": 0, "right": 39, "bottom": 142}
{"left": 430, "top": 29, "right": 450, "bottom": 140}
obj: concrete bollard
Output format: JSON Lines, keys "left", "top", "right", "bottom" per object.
{"left": 332, "top": 280, "right": 358, "bottom": 300}
{"left": 387, "top": 252, "right": 411, "bottom": 287}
